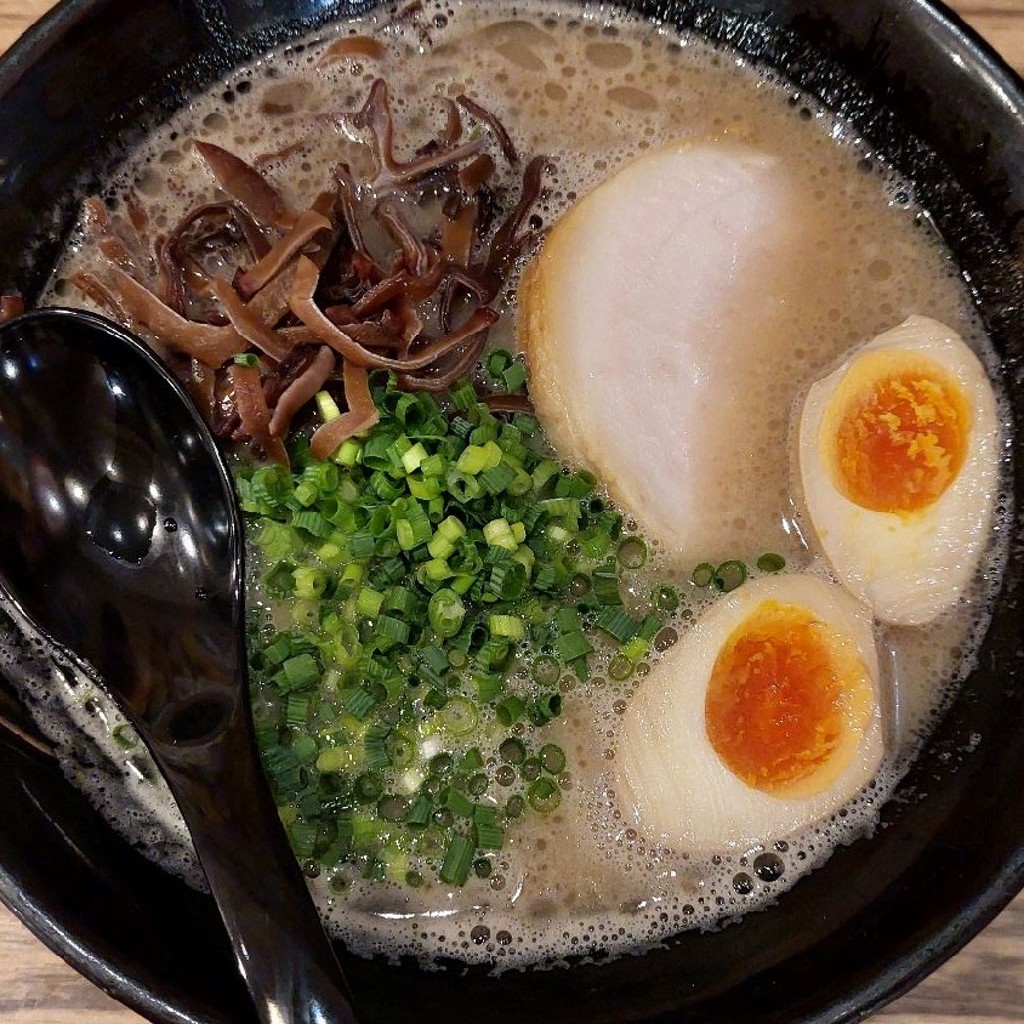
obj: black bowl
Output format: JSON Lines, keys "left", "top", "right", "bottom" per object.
{"left": 1, "top": 2, "right": 1022, "bottom": 1022}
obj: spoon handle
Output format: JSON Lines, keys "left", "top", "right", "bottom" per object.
{"left": 150, "top": 708, "right": 358, "bottom": 1024}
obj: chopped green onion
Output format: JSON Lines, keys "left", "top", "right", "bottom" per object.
{"left": 285, "top": 694, "right": 311, "bottom": 729}
{"left": 441, "top": 786, "right": 473, "bottom": 818}
{"left": 316, "top": 746, "right": 351, "bottom": 774}
{"left": 539, "top": 743, "right": 566, "bottom": 774}
{"left": 594, "top": 606, "right": 639, "bottom": 644}
{"left": 757, "top": 552, "right": 787, "bottom": 573}
{"left": 621, "top": 637, "right": 650, "bottom": 663}
{"left": 483, "top": 517, "right": 518, "bottom": 551}
{"left": 333, "top": 437, "right": 361, "bottom": 467}
{"left": 386, "top": 728, "right": 417, "bottom": 770}
{"left": 111, "top": 723, "right": 137, "bottom": 749}
{"left": 489, "top": 613, "right": 526, "bottom": 640}
{"left": 472, "top": 672, "right": 503, "bottom": 703}
{"left": 374, "top": 614, "right": 410, "bottom": 647}
{"left": 461, "top": 747, "right": 485, "bottom": 772}
{"left": 487, "top": 561, "right": 528, "bottom": 601}
{"left": 616, "top": 536, "right": 648, "bottom": 569}
{"left": 439, "top": 834, "right": 475, "bottom": 886}
{"left": 714, "top": 560, "right": 748, "bottom": 593}
{"left": 501, "top": 359, "right": 527, "bottom": 393}
{"left": 405, "top": 794, "right": 433, "bottom": 828}
{"left": 473, "top": 818, "right": 505, "bottom": 850}
{"left": 242, "top": 367, "right": 677, "bottom": 891}
{"left": 485, "top": 348, "right": 514, "bottom": 378}
{"left": 495, "top": 695, "right": 526, "bottom": 726}
{"left": 499, "top": 737, "right": 527, "bottom": 765}
{"left": 428, "top": 588, "right": 466, "bottom": 637}
{"left": 289, "top": 820, "right": 318, "bottom": 857}
{"left": 449, "top": 380, "right": 477, "bottom": 411}
{"left": 276, "top": 653, "right": 320, "bottom": 692}
{"left": 401, "top": 442, "right": 428, "bottom": 474}
{"left": 480, "top": 462, "right": 517, "bottom": 495}
{"left": 343, "top": 686, "right": 378, "bottom": 720}
{"left": 530, "top": 655, "right": 561, "bottom": 687}
{"left": 439, "top": 696, "right": 479, "bottom": 737}
{"left": 554, "top": 630, "right": 593, "bottom": 663}
{"left": 591, "top": 563, "right": 622, "bottom": 605}
{"left": 416, "top": 645, "right": 450, "bottom": 686}
{"left": 316, "top": 390, "right": 342, "bottom": 422}
{"left": 349, "top": 532, "right": 377, "bottom": 560}
{"left": 608, "top": 655, "right": 633, "bottom": 681}
{"left": 692, "top": 562, "right": 716, "bottom": 587}
{"left": 527, "top": 776, "right": 562, "bottom": 813}
{"left": 364, "top": 724, "right": 392, "bottom": 770}
{"left": 456, "top": 444, "right": 491, "bottom": 475}
{"left": 354, "top": 772, "right": 384, "bottom": 803}
{"left": 356, "top": 587, "right": 385, "bottom": 618}
{"left": 529, "top": 693, "right": 562, "bottom": 726}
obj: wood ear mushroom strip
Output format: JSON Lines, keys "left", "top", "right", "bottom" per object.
{"left": 104, "top": 265, "right": 245, "bottom": 367}
{"left": 310, "top": 360, "right": 380, "bottom": 460}
{"left": 234, "top": 209, "right": 333, "bottom": 299}
{"left": 270, "top": 345, "right": 336, "bottom": 439}
{"left": 289, "top": 255, "right": 499, "bottom": 372}
{"left": 211, "top": 278, "right": 295, "bottom": 364}
{"left": 194, "top": 140, "right": 299, "bottom": 232}
{"left": 64, "top": 75, "right": 545, "bottom": 459}
{"left": 227, "top": 361, "right": 290, "bottom": 466}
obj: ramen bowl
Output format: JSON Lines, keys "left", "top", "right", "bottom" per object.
{"left": 0, "top": 1, "right": 1022, "bottom": 1022}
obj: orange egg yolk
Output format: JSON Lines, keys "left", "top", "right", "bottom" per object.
{"left": 704, "top": 601, "right": 871, "bottom": 796}
{"left": 828, "top": 354, "right": 969, "bottom": 515}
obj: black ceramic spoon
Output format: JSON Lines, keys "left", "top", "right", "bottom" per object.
{"left": 0, "top": 307, "right": 358, "bottom": 1024}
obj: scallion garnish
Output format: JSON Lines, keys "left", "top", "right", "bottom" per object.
{"left": 539, "top": 743, "right": 566, "bottom": 775}
{"left": 714, "top": 560, "right": 748, "bottom": 593}
{"left": 428, "top": 588, "right": 466, "bottom": 637}
{"left": 499, "top": 736, "right": 527, "bottom": 765}
{"left": 527, "top": 776, "right": 562, "bottom": 813}
{"left": 757, "top": 552, "right": 787, "bottom": 573}
{"left": 239, "top": 369, "right": 669, "bottom": 887}
{"left": 691, "top": 562, "right": 716, "bottom": 588}
{"left": 616, "top": 536, "right": 648, "bottom": 569}
{"left": 439, "top": 834, "right": 475, "bottom": 886}
{"left": 495, "top": 695, "right": 526, "bottom": 727}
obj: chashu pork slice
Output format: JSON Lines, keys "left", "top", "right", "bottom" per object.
{"left": 518, "top": 142, "right": 813, "bottom": 561}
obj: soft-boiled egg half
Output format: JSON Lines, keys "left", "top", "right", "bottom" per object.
{"left": 617, "top": 574, "right": 882, "bottom": 852}
{"left": 798, "top": 315, "right": 999, "bottom": 625}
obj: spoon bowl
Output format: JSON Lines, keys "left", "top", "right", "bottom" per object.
{"left": 0, "top": 307, "right": 357, "bottom": 1024}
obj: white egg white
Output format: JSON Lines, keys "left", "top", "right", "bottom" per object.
{"left": 798, "top": 315, "right": 999, "bottom": 626}
{"left": 616, "top": 573, "right": 883, "bottom": 853}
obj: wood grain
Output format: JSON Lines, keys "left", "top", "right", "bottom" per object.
{"left": 0, "top": 0, "right": 1022, "bottom": 1021}
{"left": 0, "top": 0, "right": 48, "bottom": 53}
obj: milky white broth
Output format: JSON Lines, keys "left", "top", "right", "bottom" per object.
{"left": 2, "top": 0, "right": 1008, "bottom": 970}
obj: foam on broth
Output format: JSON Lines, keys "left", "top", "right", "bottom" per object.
{"left": 8, "top": 0, "right": 1009, "bottom": 970}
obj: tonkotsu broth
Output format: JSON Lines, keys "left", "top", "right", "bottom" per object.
{"left": 18, "top": 0, "right": 1007, "bottom": 969}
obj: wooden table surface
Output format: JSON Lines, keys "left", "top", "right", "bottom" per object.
{"left": 0, "top": 0, "right": 1022, "bottom": 1021}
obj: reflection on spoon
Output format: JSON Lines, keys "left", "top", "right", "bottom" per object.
{"left": 0, "top": 308, "right": 358, "bottom": 1024}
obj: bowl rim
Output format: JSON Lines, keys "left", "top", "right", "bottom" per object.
{"left": 1, "top": 1, "right": 1023, "bottom": 1022}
